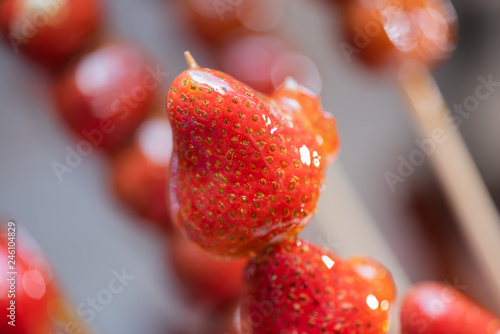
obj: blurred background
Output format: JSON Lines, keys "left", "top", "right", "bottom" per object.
{"left": 0, "top": 0, "right": 500, "bottom": 333}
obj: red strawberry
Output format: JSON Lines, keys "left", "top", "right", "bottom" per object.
{"left": 181, "top": 0, "right": 284, "bottom": 44}
{"left": 341, "top": 0, "right": 458, "bottom": 69}
{"left": 218, "top": 34, "right": 322, "bottom": 95}
{"left": 0, "top": 224, "right": 59, "bottom": 334}
{"left": 111, "top": 117, "right": 173, "bottom": 231}
{"left": 0, "top": 0, "right": 101, "bottom": 69}
{"left": 166, "top": 52, "right": 339, "bottom": 258}
{"left": 53, "top": 41, "right": 157, "bottom": 152}
{"left": 401, "top": 282, "right": 500, "bottom": 334}
{"left": 349, "top": 257, "right": 396, "bottom": 305}
{"left": 167, "top": 233, "right": 248, "bottom": 310}
{"left": 240, "top": 239, "right": 393, "bottom": 333}
{"left": 273, "top": 78, "right": 339, "bottom": 165}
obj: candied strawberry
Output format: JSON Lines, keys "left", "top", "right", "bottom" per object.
{"left": 341, "top": 0, "right": 458, "bottom": 69}
{"left": 349, "top": 257, "right": 396, "bottom": 305}
{"left": 0, "top": 226, "right": 58, "bottom": 334}
{"left": 53, "top": 41, "right": 157, "bottom": 152}
{"left": 167, "top": 234, "right": 247, "bottom": 310}
{"left": 273, "top": 78, "right": 339, "bottom": 164}
{"left": 401, "top": 282, "right": 500, "bottom": 334}
{"left": 111, "top": 117, "right": 173, "bottom": 231}
{"left": 0, "top": 0, "right": 101, "bottom": 69}
{"left": 166, "top": 53, "right": 339, "bottom": 257}
{"left": 240, "top": 239, "right": 393, "bottom": 333}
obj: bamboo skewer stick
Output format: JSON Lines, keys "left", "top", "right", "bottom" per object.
{"left": 398, "top": 60, "right": 500, "bottom": 304}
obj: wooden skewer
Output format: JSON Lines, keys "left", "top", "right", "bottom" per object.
{"left": 398, "top": 60, "right": 500, "bottom": 305}
{"left": 48, "top": 296, "right": 95, "bottom": 334}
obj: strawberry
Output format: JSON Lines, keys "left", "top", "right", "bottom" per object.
{"left": 349, "top": 257, "right": 396, "bottom": 305}
{"left": 0, "top": 224, "right": 59, "bottom": 334}
{"left": 0, "top": 0, "right": 101, "bottom": 69}
{"left": 218, "top": 34, "right": 322, "bottom": 95}
{"left": 341, "top": 0, "right": 458, "bottom": 69}
{"left": 166, "top": 52, "right": 339, "bottom": 258}
{"left": 273, "top": 78, "right": 339, "bottom": 165}
{"left": 182, "top": 0, "right": 284, "bottom": 44}
{"left": 53, "top": 41, "right": 157, "bottom": 152}
{"left": 111, "top": 117, "right": 173, "bottom": 231}
{"left": 167, "top": 233, "right": 248, "bottom": 310}
{"left": 240, "top": 239, "right": 393, "bottom": 333}
{"left": 401, "top": 282, "right": 500, "bottom": 334}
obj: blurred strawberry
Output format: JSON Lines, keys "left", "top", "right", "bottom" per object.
{"left": 111, "top": 117, "right": 173, "bottom": 231}
{"left": 53, "top": 41, "right": 159, "bottom": 152}
{"left": 0, "top": 223, "right": 58, "bottom": 334}
{"left": 341, "top": 0, "right": 458, "bottom": 69}
{"left": 401, "top": 282, "right": 500, "bottom": 334}
{"left": 167, "top": 234, "right": 248, "bottom": 310}
{"left": 218, "top": 34, "right": 322, "bottom": 95}
{"left": 0, "top": 0, "right": 101, "bottom": 69}
{"left": 181, "top": 0, "right": 284, "bottom": 44}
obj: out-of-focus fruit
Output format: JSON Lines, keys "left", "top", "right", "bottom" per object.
{"left": 166, "top": 53, "right": 339, "bottom": 258}
{"left": 218, "top": 34, "right": 322, "bottom": 95}
{"left": 241, "top": 239, "right": 394, "bottom": 333}
{"left": 349, "top": 256, "right": 397, "bottom": 305}
{"left": 111, "top": 117, "right": 173, "bottom": 230}
{"left": 182, "top": 0, "right": 284, "bottom": 44}
{"left": 341, "top": 0, "right": 458, "bottom": 69}
{"left": 182, "top": 0, "right": 242, "bottom": 43}
{"left": 401, "top": 282, "right": 500, "bottom": 334}
{"left": 0, "top": 0, "right": 101, "bottom": 68}
{"left": 167, "top": 234, "right": 247, "bottom": 310}
{"left": 0, "top": 224, "right": 58, "bottom": 334}
{"left": 53, "top": 42, "right": 158, "bottom": 152}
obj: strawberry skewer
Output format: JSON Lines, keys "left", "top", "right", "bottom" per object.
{"left": 339, "top": 0, "right": 500, "bottom": 306}
{"left": 398, "top": 61, "right": 500, "bottom": 306}
{"left": 167, "top": 51, "right": 403, "bottom": 333}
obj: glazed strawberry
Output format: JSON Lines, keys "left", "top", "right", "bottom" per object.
{"left": 273, "top": 78, "right": 339, "bottom": 165}
{"left": 0, "top": 0, "right": 101, "bottom": 69}
{"left": 401, "top": 282, "right": 500, "bottom": 334}
{"left": 341, "top": 0, "right": 458, "bottom": 68}
{"left": 111, "top": 117, "right": 173, "bottom": 230}
{"left": 167, "top": 234, "right": 247, "bottom": 310}
{"left": 240, "top": 239, "right": 393, "bottom": 334}
{"left": 0, "top": 224, "right": 58, "bottom": 334}
{"left": 53, "top": 41, "right": 158, "bottom": 152}
{"left": 349, "top": 257, "right": 396, "bottom": 305}
{"left": 166, "top": 53, "right": 339, "bottom": 257}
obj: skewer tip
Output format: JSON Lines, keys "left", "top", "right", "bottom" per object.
{"left": 184, "top": 51, "right": 199, "bottom": 69}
